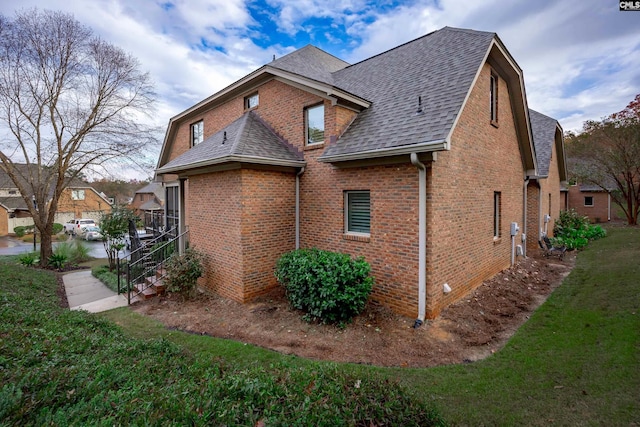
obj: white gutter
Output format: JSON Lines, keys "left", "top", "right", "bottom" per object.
{"left": 410, "top": 153, "right": 427, "bottom": 328}
{"left": 295, "top": 167, "right": 305, "bottom": 249}
{"left": 319, "top": 139, "right": 447, "bottom": 163}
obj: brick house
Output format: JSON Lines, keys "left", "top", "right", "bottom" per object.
{"left": 565, "top": 183, "right": 619, "bottom": 223}
{"left": 526, "top": 109, "right": 568, "bottom": 253}
{"left": 129, "top": 182, "right": 165, "bottom": 231}
{"left": 155, "top": 27, "right": 565, "bottom": 320}
{"left": 0, "top": 164, "right": 112, "bottom": 234}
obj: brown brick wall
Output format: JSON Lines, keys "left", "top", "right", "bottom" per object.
{"left": 526, "top": 181, "right": 541, "bottom": 254}
{"left": 424, "top": 63, "right": 525, "bottom": 318}
{"left": 187, "top": 169, "right": 296, "bottom": 302}
{"left": 539, "top": 140, "right": 562, "bottom": 235}
{"left": 187, "top": 171, "right": 244, "bottom": 301}
{"left": 57, "top": 188, "right": 111, "bottom": 220}
{"left": 163, "top": 62, "right": 531, "bottom": 320}
{"left": 298, "top": 156, "right": 421, "bottom": 317}
{"left": 567, "top": 186, "right": 613, "bottom": 223}
{"left": 240, "top": 169, "right": 297, "bottom": 300}
{"left": 0, "top": 207, "right": 7, "bottom": 236}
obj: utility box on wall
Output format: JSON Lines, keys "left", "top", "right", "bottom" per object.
{"left": 510, "top": 222, "right": 519, "bottom": 236}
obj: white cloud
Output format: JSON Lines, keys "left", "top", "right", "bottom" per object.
{"left": 343, "top": 0, "right": 640, "bottom": 131}
{"left": 1, "top": 0, "right": 639, "bottom": 180}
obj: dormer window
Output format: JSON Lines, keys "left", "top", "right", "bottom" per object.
{"left": 245, "top": 93, "right": 259, "bottom": 109}
{"left": 191, "top": 120, "right": 203, "bottom": 146}
{"left": 305, "top": 104, "right": 324, "bottom": 145}
{"left": 490, "top": 71, "right": 499, "bottom": 126}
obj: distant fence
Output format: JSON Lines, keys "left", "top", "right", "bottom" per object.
{"left": 8, "top": 217, "right": 34, "bottom": 232}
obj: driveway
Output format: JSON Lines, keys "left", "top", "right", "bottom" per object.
{"left": 0, "top": 235, "right": 113, "bottom": 259}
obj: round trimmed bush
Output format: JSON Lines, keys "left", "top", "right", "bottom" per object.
{"left": 275, "top": 248, "right": 374, "bottom": 324}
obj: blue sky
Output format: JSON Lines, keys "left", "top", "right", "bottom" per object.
{"left": 1, "top": 0, "right": 639, "bottom": 178}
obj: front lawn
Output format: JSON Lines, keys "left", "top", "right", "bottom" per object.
{"left": 0, "top": 258, "right": 441, "bottom": 425}
{"left": 394, "top": 225, "right": 640, "bottom": 424}
{"left": 1, "top": 226, "right": 638, "bottom": 425}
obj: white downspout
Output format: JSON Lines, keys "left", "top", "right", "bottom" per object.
{"left": 410, "top": 153, "right": 427, "bottom": 328}
{"left": 607, "top": 192, "right": 611, "bottom": 221}
{"left": 295, "top": 167, "right": 305, "bottom": 249}
{"left": 522, "top": 177, "right": 529, "bottom": 258}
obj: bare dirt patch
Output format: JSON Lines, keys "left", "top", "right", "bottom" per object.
{"left": 131, "top": 252, "right": 575, "bottom": 368}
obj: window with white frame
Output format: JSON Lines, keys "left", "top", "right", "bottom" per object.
{"left": 245, "top": 93, "right": 259, "bottom": 109}
{"left": 191, "top": 120, "right": 203, "bottom": 146}
{"left": 490, "top": 71, "right": 499, "bottom": 126}
{"left": 345, "top": 191, "right": 370, "bottom": 234}
{"left": 584, "top": 196, "right": 594, "bottom": 207}
{"left": 493, "top": 191, "right": 501, "bottom": 238}
{"left": 71, "top": 189, "right": 85, "bottom": 201}
{"left": 305, "top": 104, "right": 325, "bottom": 145}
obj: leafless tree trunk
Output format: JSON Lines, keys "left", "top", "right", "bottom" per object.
{"left": 0, "top": 9, "right": 159, "bottom": 265}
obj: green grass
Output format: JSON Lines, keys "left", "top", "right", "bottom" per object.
{"left": 0, "top": 258, "right": 441, "bottom": 426}
{"left": 390, "top": 226, "right": 640, "bottom": 425}
{"left": 2, "top": 227, "right": 639, "bottom": 425}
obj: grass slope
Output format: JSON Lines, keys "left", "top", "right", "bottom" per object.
{"left": 2, "top": 227, "right": 639, "bottom": 425}
{"left": 394, "top": 226, "right": 640, "bottom": 425}
{"left": 0, "top": 260, "right": 441, "bottom": 426}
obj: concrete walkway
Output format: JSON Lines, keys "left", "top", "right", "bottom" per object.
{"left": 63, "top": 270, "right": 128, "bottom": 313}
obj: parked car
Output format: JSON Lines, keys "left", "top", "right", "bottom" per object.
{"left": 79, "top": 225, "right": 103, "bottom": 241}
{"left": 64, "top": 219, "right": 96, "bottom": 235}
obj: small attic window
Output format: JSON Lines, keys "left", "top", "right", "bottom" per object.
{"left": 490, "top": 71, "right": 499, "bottom": 127}
{"left": 191, "top": 120, "right": 203, "bottom": 146}
{"left": 245, "top": 93, "right": 259, "bottom": 110}
{"left": 305, "top": 104, "right": 325, "bottom": 145}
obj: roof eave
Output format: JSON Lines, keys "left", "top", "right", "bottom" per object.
{"left": 157, "top": 155, "right": 306, "bottom": 175}
{"left": 319, "top": 139, "right": 447, "bottom": 163}
{"left": 157, "top": 66, "right": 371, "bottom": 170}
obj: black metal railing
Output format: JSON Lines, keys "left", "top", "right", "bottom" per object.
{"left": 117, "top": 227, "right": 189, "bottom": 304}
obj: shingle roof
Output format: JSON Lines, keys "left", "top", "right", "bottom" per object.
{"left": 157, "top": 111, "right": 304, "bottom": 173}
{"left": 0, "top": 196, "right": 27, "bottom": 211}
{"left": 269, "top": 45, "right": 350, "bottom": 86}
{"left": 529, "top": 109, "right": 558, "bottom": 177}
{"left": 321, "top": 27, "right": 496, "bottom": 159}
{"left": 135, "top": 182, "right": 164, "bottom": 200}
{"left": 139, "top": 199, "right": 163, "bottom": 211}
{"left": 0, "top": 163, "right": 92, "bottom": 198}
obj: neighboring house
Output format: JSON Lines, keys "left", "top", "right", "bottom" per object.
{"left": 56, "top": 185, "right": 113, "bottom": 223}
{"left": 566, "top": 183, "right": 619, "bottom": 223}
{"left": 129, "top": 182, "right": 165, "bottom": 232}
{"left": 0, "top": 196, "right": 31, "bottom": 236}
{"left": 526, "top": 109, "right": 568, "bottom": 253}
{"left": 0, "top": 164, "right": 113, "bottom": 234}
{"left": 154, "top": 27, "right": 564, "bottom": 320}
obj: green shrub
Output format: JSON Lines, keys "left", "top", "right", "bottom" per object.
{"left": 48, "top": 253, "right": 67, "bottom": 270}
{"left": 13, "top": 226, "right": 25, "bottom": 237}
{"left": 551, "top": 209, "right": 607, "bottom": 250}
{"left": 52, "top": 223, "right": 63, "bottom": 234}
{"left": 92, "top": 265, "right": 120, "bottom": 293}
{"left": 18, "top": 252, "right": 39, "bottom": 266}
{"left": 54, "top": 240, "right": 91, "bottom": 264}
{"left": 150, "top": 240, "right": 175, "bottom": 263}
{"left": 70, "top": 239, "right": 91, "bottom": 263}
{"left": 164, "top": 248, "right": 204, "bottom": 298}
{"left": 275, "top": 248, "right": 374, "bottom": 325}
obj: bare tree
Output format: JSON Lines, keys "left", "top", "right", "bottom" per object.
{"left": 567, "top": 94, "right": 640, "bottom": 225}
{"left": 0, "top": 9, "right": 158, "bottom": 264}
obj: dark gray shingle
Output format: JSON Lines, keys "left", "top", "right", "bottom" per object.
{"left": 269, "top": 45, "right": 350, "bottom": 86}
{"left": 321, "top": 27, "right": 496, "bottom": 158}
{"left": 158, "top": 111, "right": 304, "bottom": 173}
{"left": 529, "top": 109, "right": 558, "bottom": 177}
